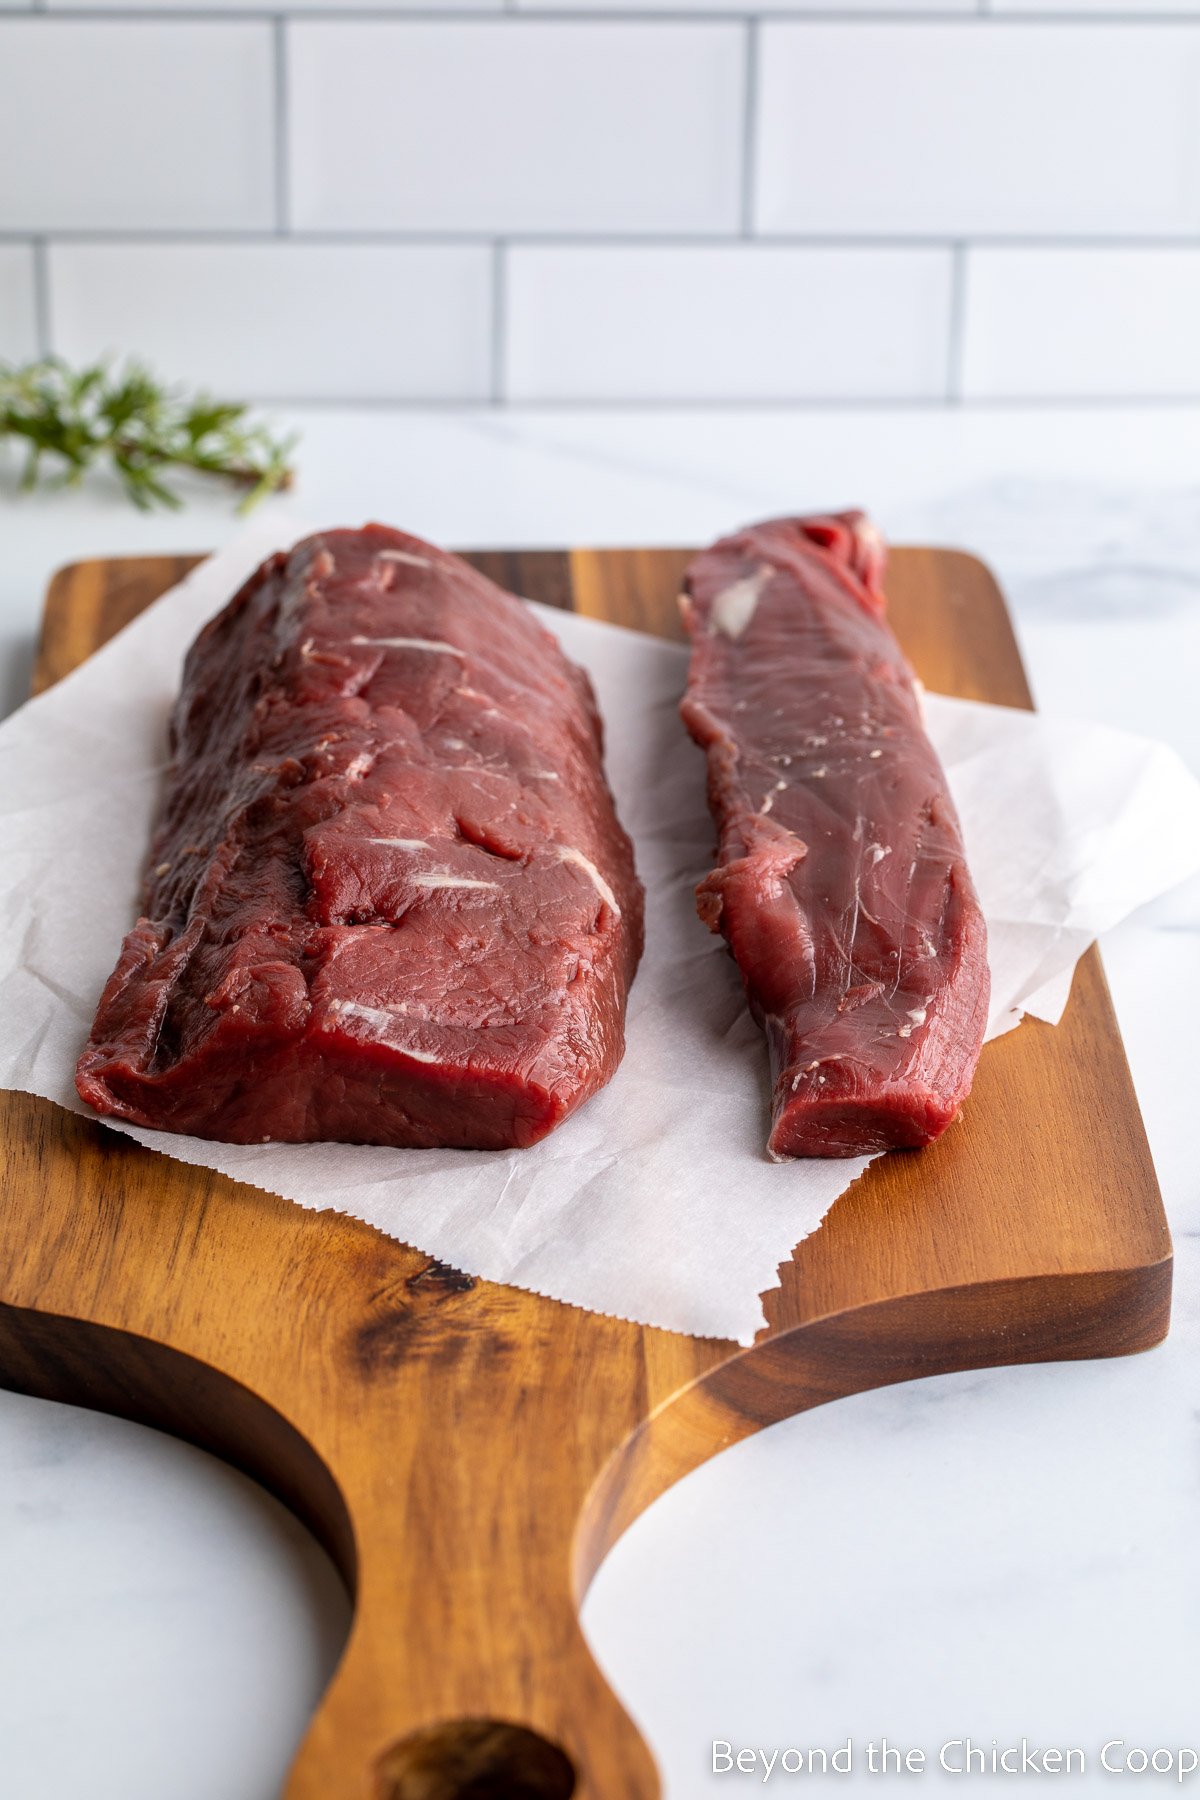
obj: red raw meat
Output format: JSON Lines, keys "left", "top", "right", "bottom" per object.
{"left": 680, "top": 512, "right": 989, "bottom": 1159}
{"left": 77, "top": 526, "right": 643, "bottom": 1149}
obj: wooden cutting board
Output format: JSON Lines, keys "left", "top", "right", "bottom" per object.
{"left": 0, "top": 545, "right": 1169, "bottom": 1800}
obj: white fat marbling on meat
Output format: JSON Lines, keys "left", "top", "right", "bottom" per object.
{"left": 369, "top": 837, "right": 429, "bottom": 851}
{"left": 897, "top": 1006, "right": 927, "bottom": 1040}
{"left": 454, "top": 685, "right": 502, "bottom": 719}
{"left": 556, "top": 845, "right": 620, "bottom": 918}
{"left": 860, "top": 517, "right": 884, "bottom": 552}
{"left": 327, "top": 1001, "right": 439, "bottom": 1059}
{"left": 376, "top": 549, "right": 433, "bottom": 569}
{"left": 330, "top": 1001, "right": 397, "bottom": 1029}
{"left": 791, "top": 1058, "right": 832, "bottom": 1091}
{"left": 759, "top": 778, "right": 788, "bottom": 816}
{"left": 351, "top": 635, "right": 464, "bottom": 657}
{"left": 712, "top": 565, "right": 771, "bottom": 639}
{"left": 866, "top": 842, "right": 891, "bottom": 865}
{"left": 412, "top": 873, "right": 500, "bottom": 892}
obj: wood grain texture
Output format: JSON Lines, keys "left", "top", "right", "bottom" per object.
{"left": 2, "top": 542, "right": 1170, "bottom": 1800}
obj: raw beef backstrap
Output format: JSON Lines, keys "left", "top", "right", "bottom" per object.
{"left": 77, "top": 526, "right": 644, "bottom": 1149}
{"left": 680, "top": 512, "right": 989, "bottom": 1159}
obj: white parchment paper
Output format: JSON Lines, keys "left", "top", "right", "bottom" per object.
{"left": 2, "top": 517, "right": 1199, "bottom": 1344}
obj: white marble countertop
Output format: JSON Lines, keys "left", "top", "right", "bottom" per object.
{"left": 1, "top": 406, "right": 1198, "bottom": 1799}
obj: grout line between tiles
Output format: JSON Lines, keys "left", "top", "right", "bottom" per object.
{"left": 31, "top": 237, "right": 51, "bottom": 358}
{"left": 229, "top": 393, "right": 1200, "bottom": 411}
{"left": 491, "top": 241, "right": 508, "bottom": 405}
{"left": 739, "top": 18, "right": 759, "bottom": 238}
{"left": 946, "top": 241, "right": 967, "bottom": 402}
{"left": 14, "top": 9, "right": 1200, "bottom": 24}
{"left": 273, "top": 16, "right": 289, "bottom": 235}
{"left": 11, "top": 231, "right": 1200, "bottom": 249}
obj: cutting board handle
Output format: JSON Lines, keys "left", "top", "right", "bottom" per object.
{"left": 287, "top": 1257, "right": 1169, "bottom": 1798}
{"left": 276, "top": 1252, "right": 664, "bottom": 1799}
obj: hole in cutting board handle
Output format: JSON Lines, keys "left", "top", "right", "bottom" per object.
{"left": 375, "top": 1719, "right": 576, "bottom": 1799}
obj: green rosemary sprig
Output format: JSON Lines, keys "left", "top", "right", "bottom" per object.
{"left": 0, "top": 356, "right": 298, "bottom": 514}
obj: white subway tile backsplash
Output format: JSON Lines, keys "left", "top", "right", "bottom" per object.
{"left": 506, "top": 246, "right": 952, "bottom": 402}
{"left": 0, "top": 22, "right": 275, "bottom": 233}
{"left": 963, "top": 249, "right": 1200, "bottom": 401}
{"left": 48, "top": 243, "right": 493, "bottom": 402}
{"left": 288, "top": 21, "right": 744, "bottom": 236}
{"left": 7, "top": 10, "right": 1200, "bottom": 411}
{"left": 756, "top": 24, "right": 1200, "bottom": 239}
{"left": 0, "top": 245, "right": 38, "bottom": 363}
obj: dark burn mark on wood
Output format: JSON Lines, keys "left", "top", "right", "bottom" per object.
{"left": 352, "top": 1257, "right": 492, "bottom": 1376}
{"left": 407, "top": 1258, "right": 477, "bottom": 1296}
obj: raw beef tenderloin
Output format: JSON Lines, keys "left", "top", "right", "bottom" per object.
{"left": 77, "top": 526, "right": 644, "bottom": 1149}
{"left": 680, "top": 512, "right": 989, "bottom": 1158}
